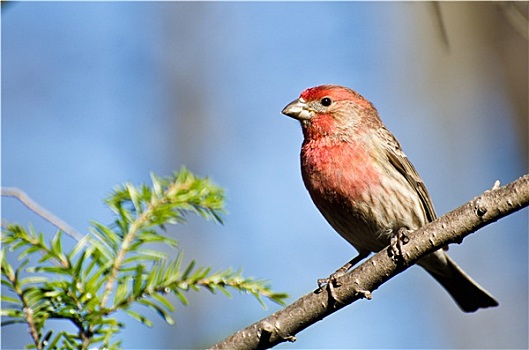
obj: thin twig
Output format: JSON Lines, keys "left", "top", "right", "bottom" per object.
{"left": 23, "top": 305, "right": 43, "bottom": 350}
{"left": 1, "top": 187, "right": 83, "bottom": 240}
{"left": 429, "top": 2, "right": 450, "bottom": 51}
{"left": 3, "top": 270, "right": 43, "bottom": 350}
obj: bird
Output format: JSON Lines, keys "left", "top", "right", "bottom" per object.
{"left": 281, "top": 84, "right": 498, "bottom": 312}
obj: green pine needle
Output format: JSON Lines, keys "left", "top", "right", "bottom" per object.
{"left": 1, "top": 167, "right": 288, "bottom": 349}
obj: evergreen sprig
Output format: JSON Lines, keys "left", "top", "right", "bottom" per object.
{"left": 1, "top": 168, "right": 288, "bottom": 349}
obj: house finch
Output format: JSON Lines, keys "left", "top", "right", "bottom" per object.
{"left": 282, "top": 84, "right": 498, "bottom": 312}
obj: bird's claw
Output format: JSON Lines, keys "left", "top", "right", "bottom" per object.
{"left": 316, "top": 254, "right": 368, "bottom": 304}
{"left": 317, "top": 268, "right": 348, "bottom": 304}
{"left": 389, "top": 227, "right": 410, "bottom": 265}
{"left": 317, "top": 270, "right": 344, "bottom": 290}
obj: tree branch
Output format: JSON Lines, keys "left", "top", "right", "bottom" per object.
{"left": 1, "top": 187, "right": 83, "bottom": 240}
{"left": 210, "top": 174, "right": 529, "bottom": 349}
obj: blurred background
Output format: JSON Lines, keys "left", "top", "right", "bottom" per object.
{"left": 2, "top": 2, "right": 527, "bottom": 349}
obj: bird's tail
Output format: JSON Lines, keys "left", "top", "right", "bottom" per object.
{"left": 419, "top": 251, "right": 498, "bottom": 313}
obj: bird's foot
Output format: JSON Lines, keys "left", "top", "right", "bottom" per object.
{"left": 316, "top": 268, "right": 373, "bottom": 306}
{"left": 316, "top": 268, "right": 348, "bottom": 304}
{"left": 316, "top": 253, "right": 370, "bottom": 305}
{"left": 388, "top": 227, "right": 410, "bottom": 265}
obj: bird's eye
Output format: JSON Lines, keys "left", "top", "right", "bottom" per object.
{"left": 320, "top": 97, "right": 332, "bottom": 107}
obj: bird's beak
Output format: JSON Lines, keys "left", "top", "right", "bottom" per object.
{"left": 281, "top": 98, "right": 312, "bottom": 121}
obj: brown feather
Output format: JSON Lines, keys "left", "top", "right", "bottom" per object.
{"left": 379, "top": 126, "right": 437, "bottom": 223}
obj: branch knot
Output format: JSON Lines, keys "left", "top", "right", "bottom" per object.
{"left": 475, "top": 198, "right": 488, "bottom": 217}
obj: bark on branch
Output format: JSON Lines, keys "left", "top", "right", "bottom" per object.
{"left": 210, "top": 174, "right": 529, "bottom": 349}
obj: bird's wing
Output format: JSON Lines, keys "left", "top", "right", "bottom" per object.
{"left": 379, "top": 126, "right": 437, "bottom": 222}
